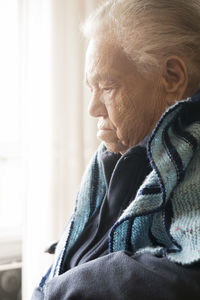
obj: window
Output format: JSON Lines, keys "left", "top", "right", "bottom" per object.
{"left": 0, "top": 0, "right": 23, "bottom": 264}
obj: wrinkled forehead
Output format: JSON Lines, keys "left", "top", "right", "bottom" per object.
{"left": 85, "top": 39, "right": 119, "bottom": 69}
{"left": 85, "top": 39, "right": 137, "bottom": 82}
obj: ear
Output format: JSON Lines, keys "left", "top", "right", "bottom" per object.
{"left": 161, "top": 56, "right": 189, "bottom": 105}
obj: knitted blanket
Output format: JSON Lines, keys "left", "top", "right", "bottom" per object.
{"left": 40, "top": 89, "right": 200, "bottom": 289}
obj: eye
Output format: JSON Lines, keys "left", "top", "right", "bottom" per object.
{"left": 99, "top": 84, "right": 114, "bottom": 94}
{"left": 103, "top": 87, "right": 113, "bottom": 93}
{"left": 99, "top": 81, "right": 119, "bottom": 94}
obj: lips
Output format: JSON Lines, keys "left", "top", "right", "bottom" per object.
{"left": 96, "top": 119, "right": 118, "bottom": 144}
{"left": 97, "top": 119, "right": 113, "bottom": 131}
{"left": 98, "top": 127, "right": 112, "bottom": 131}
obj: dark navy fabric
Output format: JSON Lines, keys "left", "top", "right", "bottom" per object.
{"left": 32, "top": 252, "right": 200, "bottom": 300}
{"left": 63, "top": 146, "right": 151, "bottom": 271}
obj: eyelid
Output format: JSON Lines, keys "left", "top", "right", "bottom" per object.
{"left": 102, "top": 87, "right": 113, "bottom": 93}
{"left": 86, "top": 78, "right": 119, "bottom": 94}
{"left": 101, "top": 86, "right": 113, "bottom": 90}
{"left": 99, "top": 82, "right": 115, "bottom": 88}
{"left": 99, "top": 83, "right": 119, "bottom": 94}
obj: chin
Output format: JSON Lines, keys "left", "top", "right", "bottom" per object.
{"left": 104, "top": 141, "right": 128, "bottom": 154}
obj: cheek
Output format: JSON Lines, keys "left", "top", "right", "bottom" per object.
{"left": 106, "top": 92, "right": 132, "bottom": 126}
{"left": 116, "top": 91, "right": 139, "bottom": 126}
{"left": 108, "top": 90, "right": 154, "bottom": 146}
{"left": 108, "top": 93, "right": 138, "bottom": 140}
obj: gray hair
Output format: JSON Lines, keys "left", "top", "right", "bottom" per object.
{"left": 83, "top": 0, "right": 200, "bottom": 90}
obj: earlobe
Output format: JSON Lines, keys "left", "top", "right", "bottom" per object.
{"left": 162, "top": 56, "right": 188, "bottom": 102}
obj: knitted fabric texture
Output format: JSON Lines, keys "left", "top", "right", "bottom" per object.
{"left": 40, "top": 90, "right": 200, "bottom": 290}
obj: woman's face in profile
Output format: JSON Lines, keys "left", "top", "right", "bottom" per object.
{"left": 85, "top": 38, "right": 168, "bottom": 154}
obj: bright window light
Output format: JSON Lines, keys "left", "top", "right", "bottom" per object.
{"left": 0, "top": 0, "right": 20, "bottom": 143}
{"left": 0, "top": 0, "right": 22, "bottom": 247}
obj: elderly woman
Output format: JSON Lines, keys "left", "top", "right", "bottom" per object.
{"left": 33, "top": 0, "right": 200, "bottom": 299}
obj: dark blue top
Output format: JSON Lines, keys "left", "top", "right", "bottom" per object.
{"left": 63, "top": 146, "right": 151, "bottom": 270}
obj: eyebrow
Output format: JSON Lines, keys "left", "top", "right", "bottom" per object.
{"left": 85, "top": 73, "right": 120, "bottom": 85}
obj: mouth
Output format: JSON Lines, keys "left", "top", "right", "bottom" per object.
{"left": 97, "top": 119, "right": 113, "bottom": 131}
{"left": 98, "top": 127, "right": 112, "bottom": 131}
{"left": 97, "top": 126, "right": 117, "bottom": 144}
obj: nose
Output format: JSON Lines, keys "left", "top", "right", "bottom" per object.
{"left": 88, "top": 91, "right": 107, "bottom": 118}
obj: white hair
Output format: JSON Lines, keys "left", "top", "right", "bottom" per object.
{"left": 83, "top": 0, "right": 200, "bottom": 90}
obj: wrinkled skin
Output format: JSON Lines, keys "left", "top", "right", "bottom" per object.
{"left": 85, "top": 39, "right": 170, "bottom": 154}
